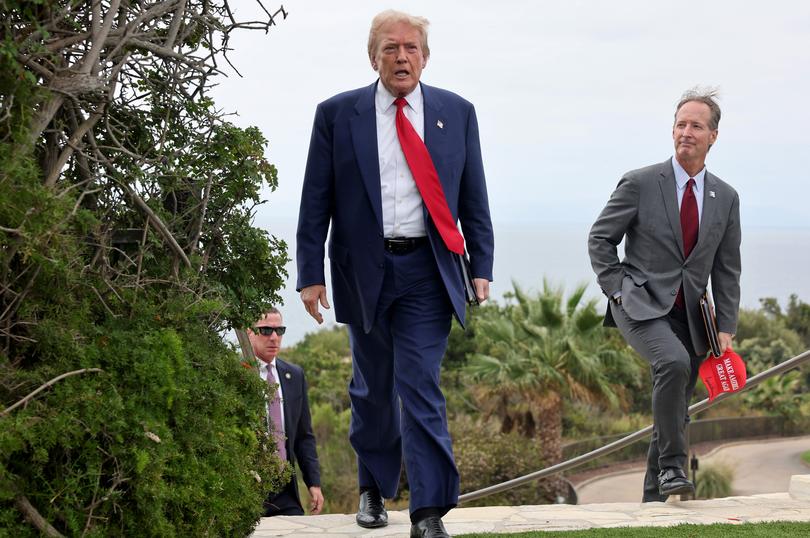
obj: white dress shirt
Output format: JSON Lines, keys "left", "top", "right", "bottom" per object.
{"left": 259, "top": 359, "right": 285, "bottom": 436}
{"left": 375, "top": 82, "right": 426, "bottom": 238}
{"left": 671, "top": 156, "right": 706, "bottom": 225}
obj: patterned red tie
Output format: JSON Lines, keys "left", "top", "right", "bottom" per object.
{"left": 675, "top": 178, "right": 699, "bottom": 309}
{"left": 394, "top": 97, "right": 464, "bottom": 254}
{"left": 267, "top": 367, "right": 287, "bottom": 461}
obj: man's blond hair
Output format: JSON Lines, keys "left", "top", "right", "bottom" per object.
{"left": 367, "top": 9, "right": 430, "bottom": 61}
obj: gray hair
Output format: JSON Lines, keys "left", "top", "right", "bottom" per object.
{"left": 675, "top": 86, "right": 721, "bottom": 130}
{"left": 367, "top": 9, "right": 430, "bottom": 61}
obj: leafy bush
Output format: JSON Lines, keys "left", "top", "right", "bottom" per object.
{"left": 1, "top": 309, "right": 289, "bottom": 537}
{"left": 696, "top": 462, "right": 734, "bottom": 499}
{"left": 1, "top": 1, "right": 290, "bottom": 535}
{"left": 452, "top": 415, "right": 557, "bottom": 507}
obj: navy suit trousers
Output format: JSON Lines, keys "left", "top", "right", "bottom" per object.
{"left": 347, "top": 242, "right": 459, "bottom": 514}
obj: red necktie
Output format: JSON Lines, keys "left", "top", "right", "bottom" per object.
{"left": 675, "top": 178, "right": 698, "bottom": 309}
{"left": 394, "top": 97, "right": 464, "bottom": 254}
{"left": 267, "top": 367, "right": 287, "bottom": 461}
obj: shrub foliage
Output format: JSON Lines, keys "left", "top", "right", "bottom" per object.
{"left": 1, "top": 1, "right": 290, "bottom": 535}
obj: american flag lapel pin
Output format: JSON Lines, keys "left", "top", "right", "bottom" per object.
{"left": 284, "top": 372, "right": 291, "bottom": 380}
{"left": 437, "top": 120, "right": 444, "bottom": 129}
{"left": 709, "top": 191, "right": 716, "bottom": 198}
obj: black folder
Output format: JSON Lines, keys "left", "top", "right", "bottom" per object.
{"left": 456, "top": 251, "right": 479, "bottom": 306}
{"left": 699, "top": 291, "right": 722, "bottom": 357}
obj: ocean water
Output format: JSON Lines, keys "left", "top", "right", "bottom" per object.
{"left": 254, "top": 219, "right": 810, "bottom": 345}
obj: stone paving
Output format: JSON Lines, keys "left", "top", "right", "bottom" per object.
{"left": 250, "top": 474, "right": 810, "bottom": 537}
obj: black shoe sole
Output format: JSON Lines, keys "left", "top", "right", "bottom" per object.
{"left": 356, "top": 518, "right": 388, "bottom": 529}
{"left": 659, "top": 483, "right": 695, "bottom": 497}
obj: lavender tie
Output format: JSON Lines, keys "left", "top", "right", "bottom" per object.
{"left": 267, "top": 367, "right": 287, "bottom": 461}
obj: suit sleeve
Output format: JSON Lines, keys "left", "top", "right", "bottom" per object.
{"left": 457, "top": 104, "right": 494, "bottom": 280}
{"left": 296, "top": 104, "right": 334, "bottom": 291}
{"left": 293, "top": 372, "right": 321, "bottom": 488}
{"left": 711, "top": 191, "right": 742, "bottom": 334}
{"left": 588, "top": 176, "right": 639, "bottom": 296}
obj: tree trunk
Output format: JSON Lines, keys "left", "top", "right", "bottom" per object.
{"left": 534, "top": 394, "right": 566, "bottom": 500}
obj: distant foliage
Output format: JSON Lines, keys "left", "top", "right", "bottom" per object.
{"left": 284, "top": 326, "right": 353, "bottom": 411}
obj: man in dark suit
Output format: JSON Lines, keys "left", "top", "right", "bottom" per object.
{"left": 588, "top": 88, "right": 741, "bottom": 502}
{"left": 248, "top": 308, "right": 324, "bottom": 516}
{"left": 296, "top": 9, "right": 493, "bottom": 538}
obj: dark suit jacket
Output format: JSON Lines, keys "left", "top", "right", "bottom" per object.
{"left": 296, "top": 81, "right": 494, "bottom": 330}
{"left": 588, "top": 158, "right": 742, "bottom": 356}
{"left": 274, "top": 358, "right": 320, "bottom": 507}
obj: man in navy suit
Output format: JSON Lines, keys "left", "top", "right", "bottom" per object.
{"left": 296, "top": 9, "right": 493, "bottom": 538}
{"left": 248, "top": 308, "right": 324, "bottom": 517}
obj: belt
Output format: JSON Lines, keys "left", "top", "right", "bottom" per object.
{"left": 384, "top": 236, "right": 428, "bottom": 255}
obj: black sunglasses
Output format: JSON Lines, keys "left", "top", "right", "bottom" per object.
{"left": 252, "top": 326, "right": 286, "bottom": 336}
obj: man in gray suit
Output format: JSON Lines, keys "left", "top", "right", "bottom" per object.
{"left": 588, "top": 88, "right": 741, "bottom": 501}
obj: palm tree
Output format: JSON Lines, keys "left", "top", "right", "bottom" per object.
{"left": 464, "top": 280, "right": 642, "bottom": 494}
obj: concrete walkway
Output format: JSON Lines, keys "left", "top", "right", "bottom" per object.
{"left": 577, "top": 435, "right": 810, "bottom": 504}
{"left": 251, "top": 475, "right": 810, "bottom": 537}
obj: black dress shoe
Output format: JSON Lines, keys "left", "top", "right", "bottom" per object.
{"left": 410, "top": 516, "right": 450, "bottom": 538}
{"left": 658, "top": 467, "right": 695, "bottom": 497}
{"left": 356, "top": 489, "right": 387, "bottom": 528}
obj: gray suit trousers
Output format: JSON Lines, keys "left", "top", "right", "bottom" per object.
{"left": 609, "top": 302, "right": 703, "bottom": 501}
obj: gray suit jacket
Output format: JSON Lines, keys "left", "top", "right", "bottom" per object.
{"left": 588, "top": 158, "right": 741, "bottom": 356}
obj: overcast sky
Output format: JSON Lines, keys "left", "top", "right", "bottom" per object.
{"left": 212, "top": 1, "right": 810, "bottom": 341}
{"left": 212, "top": 0, "right": 810, "bottom": 230}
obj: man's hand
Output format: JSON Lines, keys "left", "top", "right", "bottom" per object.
{"left": 308, "top": 486, "right": 324, "bottom": 514}
{"left": 473, "top": 278, "right": 490, "bottom": 303}
{"left": 300, "top": 285, "right": 330, "bottom": 324}
{"left": 718, "top": 332, "right": 734, "bottom": 353}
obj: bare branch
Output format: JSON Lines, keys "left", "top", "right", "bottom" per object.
{"left": 165, "top": 0, "right": 188, "bottom": 49}
{"left": 14, "top": 496, "right": 65, "bottom": 537}
{"left": 78, "top": 0, "right": 122, "bottom": 76}
{"left": 1, "top": 368, "right": 104, "bottom": 417}
{"left": 44, "top": 110, "right": 103, "bottom": 187}
{"left": 117, "top": 182, "right": 192, "bottom": 269}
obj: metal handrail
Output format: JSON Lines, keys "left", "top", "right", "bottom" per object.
{"left": 458, "top": 348, "right": 810, "bottom": 504}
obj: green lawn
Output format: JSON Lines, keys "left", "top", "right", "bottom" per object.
{"left": 460, "top": 521, "right": 810, "bottom": 537}
{"left": 802, "top": 449, "right": 810, "bottom": 467}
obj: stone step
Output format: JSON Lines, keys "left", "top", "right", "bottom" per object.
{"left": 251, "top": 475, "right": 810, "bottom": 537}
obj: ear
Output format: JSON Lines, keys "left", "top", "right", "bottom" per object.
{"left": 709, "top": 129, "right": 718, "bottom": 145}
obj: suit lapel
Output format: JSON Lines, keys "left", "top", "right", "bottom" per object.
{"left": 422, "top": 84, "right": 451, "bottom": 226}
{"left": 657, "top": 160, "right": 684, "bottom": 257}
{"left": 692, "top": 171, "right": 719, "bottom": 257}
{"left": 349, "top": 82, "right": 383, "bottom": 230}
{"left": 275, "top": 359, "right": 294, "bottom": 444}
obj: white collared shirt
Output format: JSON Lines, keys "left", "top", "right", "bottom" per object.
{"left": 671, "top": 156, "right": 706, "bottom": 225}
{"left": 375, "top": 82, "right": 426, "bottom": 238}
{"left": 259, "top": 359, "right": 285, "bottom": 436}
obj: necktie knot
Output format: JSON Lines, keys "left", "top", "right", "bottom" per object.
{"left": 394, "top": 97, "right": 407, "bottom": 111}
{"left": 687, "top": 177, "right": 695, "bottom": 189}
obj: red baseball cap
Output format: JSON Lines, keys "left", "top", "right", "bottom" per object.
{"left": 699, "top": 348, "right": 747, "bottom": 401}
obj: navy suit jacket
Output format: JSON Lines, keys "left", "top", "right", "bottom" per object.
{"left": 296, "top": 81, "right": 494, "bottom": 330}
{"left": 275, "top": 358, "right": 320, "bottom": 505}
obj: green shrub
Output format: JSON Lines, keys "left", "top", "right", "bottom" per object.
{"left": 1, "top": 309, "right": 289, "bottom": 537}
{"left": 696, "top": 462, "right": 734, "bottom": 499}
{"left": 452, "top": 415, "right": 557, "bottom": 507}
